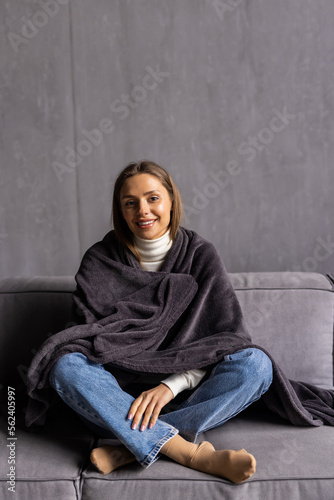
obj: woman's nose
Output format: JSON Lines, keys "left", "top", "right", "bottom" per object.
{"left": 137, "top": 200, "right": 150, "bottom": 215}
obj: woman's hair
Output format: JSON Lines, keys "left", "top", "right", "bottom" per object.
{"left": 111, "top": 159, "right": 183, "bottom": 264}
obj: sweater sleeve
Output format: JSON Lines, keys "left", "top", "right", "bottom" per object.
{"left": 161, "top": 369, "right": 207, "bottom": 397}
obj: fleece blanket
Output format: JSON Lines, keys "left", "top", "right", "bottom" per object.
{"left": 25, "top": 226, "right": 334, "bottom": 428}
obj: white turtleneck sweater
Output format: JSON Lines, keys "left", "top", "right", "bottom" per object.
{"left": 133, "top": 229, "right": 206, "bottom": 397}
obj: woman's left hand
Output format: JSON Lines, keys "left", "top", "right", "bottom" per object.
{"left": 127, "top": 384, "right": 174, "bottom": 431}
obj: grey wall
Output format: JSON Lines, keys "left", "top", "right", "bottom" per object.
{"left": 1, "top": 0, "right": 334, "bottom": 278}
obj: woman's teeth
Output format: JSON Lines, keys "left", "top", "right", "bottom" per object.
{"left": 137, "top": 220, "right": 156, "bottom": 227}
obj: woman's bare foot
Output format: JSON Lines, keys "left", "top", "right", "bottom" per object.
{"left": 90, "top": 444, "right": 136, "bottom": 474}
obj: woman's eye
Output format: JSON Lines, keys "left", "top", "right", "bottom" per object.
{"left": 124, "top": 197, "right": 159, "bottom": 207}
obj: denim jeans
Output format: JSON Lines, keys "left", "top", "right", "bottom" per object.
{"left": 49, "top": 348, "right": 272, "bottom": 468}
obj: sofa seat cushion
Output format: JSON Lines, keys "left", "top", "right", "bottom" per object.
{"left": 0, "top": 416, "right": 95, "bottom": 500}
{"left": 81, "top": 408, "right": 334, "bottom": 500}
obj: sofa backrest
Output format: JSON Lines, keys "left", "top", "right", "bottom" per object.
{"left": 0, "top": 272, "right": 333, "bottom": 393}
{"left": 230, "top": 272, "right": 334, "bottom": 389}
{"left": 0, "top": 277, "right": 75, "bottom": 392}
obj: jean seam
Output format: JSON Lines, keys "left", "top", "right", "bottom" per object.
{"left": 140, "top": 428, "right": 179, "bottom": 468}
{"left": 175, "top": 363, "right": 219, "bottom": 411}
{"left": 198, "top": 380, "right": 273, "bottom": 435}
{"left": 50, "top": 379, "right": 108, "bottom": 428}
{"left": 175, "top": 348, "right": 255, "bottom": 412}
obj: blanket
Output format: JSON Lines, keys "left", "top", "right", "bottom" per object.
{"left": 25, "top": 226, "right": 334, "bottom": 428}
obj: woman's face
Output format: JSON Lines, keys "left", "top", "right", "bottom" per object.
{"left": 120, "top": 173, "right": 173, "bottom": 240}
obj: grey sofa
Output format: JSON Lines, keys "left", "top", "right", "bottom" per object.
{"left": 0, "top": 272, "right": 333, "bottom": 500}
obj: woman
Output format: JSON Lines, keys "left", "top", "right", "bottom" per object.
{"left": 31, "top": 160, "right": 273, "bottom": 483}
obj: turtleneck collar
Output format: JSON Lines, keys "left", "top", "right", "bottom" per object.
{"left": 133, "top": 229, "right": 172, "bottom": 271}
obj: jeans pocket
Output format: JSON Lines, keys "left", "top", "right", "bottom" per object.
{"left": 223, "top": 348, "right": 253, "bottom": 362}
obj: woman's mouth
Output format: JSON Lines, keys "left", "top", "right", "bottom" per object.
{"left": 136, "top": 219, "right": 157, "bottom": 229}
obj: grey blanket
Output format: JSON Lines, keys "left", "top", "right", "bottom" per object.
{"left": 25, "top": 226, "right": 334, "bottom": 428}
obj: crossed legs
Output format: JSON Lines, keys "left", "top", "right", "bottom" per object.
{"left": 49, "top": 349, "right": 272, "bottom": 483}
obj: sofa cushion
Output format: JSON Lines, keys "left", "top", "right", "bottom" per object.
{"left": 0, "top": 415, "right": 95, "bottom": 500}
{"left": 230, "top": 272, "right": 334, "bottom": 388}
{"left": 81, "top": 407, "right": 334, "bottom": 500}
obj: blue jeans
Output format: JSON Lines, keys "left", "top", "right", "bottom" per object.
{"left": 49, "top": 348, "right": 272, "bottom": 468}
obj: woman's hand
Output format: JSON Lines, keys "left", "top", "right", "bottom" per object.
{"left": 127, "top": 384, "right": 174, "bottom": 431}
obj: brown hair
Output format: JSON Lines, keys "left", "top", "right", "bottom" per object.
{"left": 111, "top": 159, "right": 183, "bottom": 264}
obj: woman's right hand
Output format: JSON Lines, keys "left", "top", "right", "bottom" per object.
{"left": 127, "top": 383, "right": 174, "bottom": 432}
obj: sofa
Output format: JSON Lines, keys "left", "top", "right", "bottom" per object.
{"left": 0, "top": 271, "right": 333, "bottom": 500}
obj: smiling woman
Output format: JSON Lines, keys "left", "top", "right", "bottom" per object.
{"left": 111, "top": 160, "right": 183, "bottom": 266}
{"left": 27, "top": 159, "right": 274, "bottom": 484}
{"left": 120, "top": 174, "right": 173, "bottom": 239}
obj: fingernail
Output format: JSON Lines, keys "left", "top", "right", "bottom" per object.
{"left": 140, "top": 425, "right": 145, "bottom": 432}
{"left": 149, "top": 423, "right": 153, "bottom": 429}
{"left": 128, "top": 413, "right": 133, "bottom": 420}
{"left": 132, "top": 423, "right": 137, "bottom": 430}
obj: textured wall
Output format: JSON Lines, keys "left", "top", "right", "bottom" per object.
{"left": 1, "top": 0, "right": 334, "bottom": 277}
